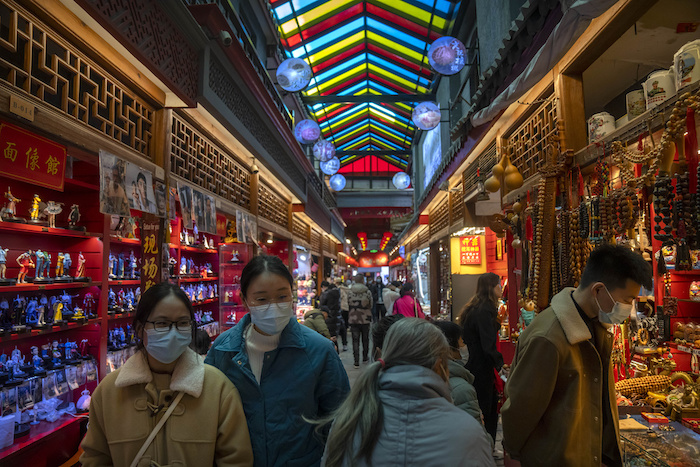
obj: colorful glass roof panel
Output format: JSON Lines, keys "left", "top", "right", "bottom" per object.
{"left": 270, "top": 0, "right": 460, "bottom": 175}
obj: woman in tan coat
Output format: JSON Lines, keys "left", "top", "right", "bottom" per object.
{"left": 80, "top": 282, "right": 253, "bottom": 467}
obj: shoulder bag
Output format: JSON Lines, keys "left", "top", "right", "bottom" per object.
{"left": 130, "top": 391, "right": 185, "bottom": 467}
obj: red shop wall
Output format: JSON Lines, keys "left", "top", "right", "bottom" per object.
{"left": 485, "top": 229, "right": 508, "bottom": 280}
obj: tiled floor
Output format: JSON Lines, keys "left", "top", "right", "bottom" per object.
{"left": 336, "top": 336, "right": 506, "bottom": 466}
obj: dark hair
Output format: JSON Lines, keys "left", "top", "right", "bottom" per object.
{"left": 136, "top": 172, "right": 147, "bottom": 185}
{"left": 133, "top": 282, "right": 194, "bottom": 350}
{"left": 580, "top": 243, "right": 652, "bottom": 290}
{"left": 391, "top": 280, "right": 402, "bottom": 288}
{"left": 353, "top": 274, "right": 365, "bottom": 284}
{"left": 321, "top": 280, "right": 330, "bottom": 288}
{"left": 371, "top": 315, "right": 405, "bottom": 358}
{"left": 328, "top": 283, "right": 337, "bottom": 289}
{"left": 399, "top": 283, "right": 414, "bottom": 297}
{"left": 240, "top": 255, "right": 294, "bottom": 299}
{"left": 458, "top": 272, "right": 501, "bottom": 325}
{"left": 434, "top": 320, "right": 462, "bottom": 349}
{"left": 192, "top": 328, "right": 211, "bottom": 355}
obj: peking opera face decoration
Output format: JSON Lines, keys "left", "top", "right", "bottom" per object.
{"left": 313, "top": 139, "right": 336, "bottom": 162}
{"left": 320, "top": 157, "right": 340, "bottom": 175}
{"left": 276, "top": 58, "right": 312, "bottom": 92}
{"left": 428, "top": 36, "right": 467, "bottom": 76}
{"left": 412, "top": 102, "right": 441, "bottom": 130}
{"left": 294, "top": 119, "right": 321, "bottom": 145}
{"left": 358, "top": 251, "right": 389, "bottom": 268}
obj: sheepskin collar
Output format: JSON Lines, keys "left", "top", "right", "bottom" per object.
{"left": 114, "top": 348, "right": 205, "bottom": 398}
{"left": 550, "top": 287, "right": 593, "bottom": 345}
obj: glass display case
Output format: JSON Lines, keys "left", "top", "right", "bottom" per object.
{"left": 219, "top": 243, "right": 254, "bottom": 332}
{"left": 621, "top": 415, "right": 700, "bottom": 466}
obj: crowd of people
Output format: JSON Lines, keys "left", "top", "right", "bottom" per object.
{"left": 79, "top": 243, "right": 650, "bottom": 467}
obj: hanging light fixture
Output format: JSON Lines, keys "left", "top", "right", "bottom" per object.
{"left": 276, "top": 58, "right": 312, "bottom": 92}
{"left": 412, "top": 102, "right": 441, "bottom": 130}
{"left": 294, "top": 119, "right": 321, "bottom": 145}
{"left": 329, "top": 174, "right": 346, "bottom": 191}
{"left": 428, "top": 36, "right": 467, "bottom": 76}
{"left": 313, "top": 139, "right": 336, "bottom": 162}
{"left": 392, "top": 172, "right": 411, "bottom": 190}
{"left": 320, "top": 157, "right": 340, "bottom": 175}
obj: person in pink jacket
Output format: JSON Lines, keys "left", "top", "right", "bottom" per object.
{"left": 392, "top": 283, "right": 426, "bottom": 319}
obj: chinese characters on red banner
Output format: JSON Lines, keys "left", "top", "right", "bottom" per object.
{"left": 460, "top": 236, "right": 481, "bottom": 265}
{"left": 141, "top": 214, "right": 163, "bottom": 292}
{"left": 0, "top": 122, "right": 66, "bottom": 191}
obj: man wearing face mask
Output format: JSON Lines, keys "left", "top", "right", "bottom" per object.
{"left": 502, "top": 244, "right": 652, "bottom": 467}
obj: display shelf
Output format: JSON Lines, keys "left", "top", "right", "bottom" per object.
{"left": 180, "top": 245, "right": 218, "bottom": 254}
{"left": 178, "top": 277, "right": 218, "bottom": 283}
{"left": 108, "top": 311, "right": 136, "bottom": 321}
{"left": 668, "top": 342, "right": 700, "bottom": 356}
{"left": 109, "top": 235, "right": 141, "bottom": 245}
{"left": 168, "top": 243, "right": 178, "bottom": 249}
{"left": 193, "top": 298, "right": 219, "bottom": 306}
{"left": 677, "top": 298, "right": 700, "bottom": 303}
{"left": 108, "top": 279, "right": 141, "bottom": 286}
{"left": 669, "top": 270, "right": 700, "bottom": 276}
{"left": 64, "top": 177, "right": 99, "bottom": 191}
{"left": 0, "top": 414, "right": 86, "bottom": 462}
{"left": 0, "top": 222, "right": 102, "bottom": 239}
{"left": 0, "top": 318, "right": 101, "bottom": 343}
{"left": 0, "top": 281, "right": 101, "bottom": 293}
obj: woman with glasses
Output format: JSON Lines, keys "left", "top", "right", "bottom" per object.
{"left": 80, "top": 282, "right": 253, "bottom": 467}
{"left": 206, "top": 255, "right": 350, "bottom": 467}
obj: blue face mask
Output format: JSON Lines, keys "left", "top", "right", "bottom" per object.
{"left": 145, "top": 328, "right": 192, "bottom": 364}
{"left": 248, "top": 301, "right": 294, "bottom": 335}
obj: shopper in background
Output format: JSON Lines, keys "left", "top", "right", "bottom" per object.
{"left": 347, "top": 274, "right": 373, "bottom": 368}
{"left": 192, "top": 327, "right": 212, "bottom": 355}
{"left": 368, "top": 279, "right": 380, "bottom": 321}
{"left": 502, "top": 244, "right": 652, "bottom": 467}
{"left": 320, "top": 282, "right": 342, "bottom": 350}
{"left": 433, "top": 320, "right": 482, "bottom": 423}
{"left": 374, "top": 277, "right": 386, "bottom": 318}
{"left": 320, "top": 318, "right": 495, "bottom": 467}
{"left": 336, "top": 277, "right": 350, "bottom": 351}
{"left": 370, "top": 314, "right": 404, "bottom": 360}
{"left": 81, "top": 282, "right": 253, "bottom": 467}
{"left": 206, "top": 255, "right": 350, "bottom": 467}
{"left": 392, "top": 283, "right": 426, "bottom": 319}
{"left": 458, "top": 272, "right": 504, "bottom": 444}
{"left": 303, "top": 307, "right": 331, "bottom": 338}
{"left": 382, "top": 281, "right": 402, "bottom": 316}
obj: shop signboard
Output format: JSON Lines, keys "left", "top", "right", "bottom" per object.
{"left": 141, "top": 213, "right": 163, "bottom": 292}
{"left": 459, "top": 236, "right": 481, "bottom": 265}
{"left": 0, "top": 121, "right": 66, "bottom": 191}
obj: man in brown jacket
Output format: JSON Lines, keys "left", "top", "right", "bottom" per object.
{"left": 502, "top": 244, "right": 651, "bottom": 466}
{"left": 347, "top": 274, "right": 373, "bottom": 368}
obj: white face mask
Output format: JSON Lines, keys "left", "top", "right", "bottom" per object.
{"left": 145, "top": 328, "right": 192, "bottom": 364}
{"left": 249, "top": 301, "right": 294, "bottom": 335}
{"left": 595, "top": 285, "right": 635, "bottom": 325}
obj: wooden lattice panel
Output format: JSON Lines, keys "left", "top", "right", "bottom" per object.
{"left": 430, "top": 200, "right": 449, "bottom": 237}
{"left": 418, "top": 228, "right": 429, "bottom": 248}
{"left": 449, "top": 183, "right": 464, "bottom": 226}
{"left": 507, "top": 94, "right": 558, "bottom": 180}
{"left": 310, "top": 229, "right": 321, "bottom": 253}
{"left": 463, "top": 142, "right": 497, "bottom": 191}
{"left": 0, "top": 1, "right": 153, "bottom": 158}
{"left": 170, "top": 114, "right": 251, "bottom": 209}
{"left": 292, "top": 216, "right": 309, "bottom": 241}
{"left": 258, "top": 183, "right": 289, "bottom": 229}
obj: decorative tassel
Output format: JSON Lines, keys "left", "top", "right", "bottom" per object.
{"left": 637, "top": 134, "right": 644, "bottom": 152}
{"left": 578, "top": 168, "right": 584, "bottom": 198}
{"left": 525, "top": 215, "right": 533, "bottom": 242}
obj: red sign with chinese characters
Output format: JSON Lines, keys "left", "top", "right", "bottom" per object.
{"left": 460, "top": 236, "right": 482, "bottom": 265}
{"left": 0, "top": 122, "right": 66, "bottom": 191}
{"left": 141, "top": 213, "right": 163, "bottom": 292}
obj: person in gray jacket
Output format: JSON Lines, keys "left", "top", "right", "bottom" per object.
{"left": 320, "top": 318, "right": 495, "bottom": 467}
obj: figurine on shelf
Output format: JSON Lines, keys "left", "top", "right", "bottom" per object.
{"left": 11, "top": 295, "right": 25, "bottom": 329}
{"left": 68, "top": 204, "right": 84, "bottom": 231}
{"left": 52, "top": 299, "right": 64, "bottom": 323}
{"left": 200, "top": 264, "right": 208, "bottom": 279}
{"left": 107, "top": 288, "right": 117, "bottom": 313}
{"left": 207, "top": 284, "right": 214, "bottom": 299}
{"left": 213, "top": 284, "right": 218, "bottom": 298}
{"left": 75, "top": 251, "right": 86, "bottom": 279}
{"left": 43, "top": 200, "right": 63, "bottom": 228}
{"left": 124, "top": 289, "right": 135, "bottom": 312}
{"left": 55, "top": 252, "right": 65, "bottom": 277}
{"left": 51, "top": 340, "right": 63, "bottom": 367}
{"left": 25, "top": 297, "right": 38, "bottom": 325}
{"left": 197, "top": 284, "right": 204, "bottom": 301}
{"left": 117, "top": 253, "right": 125, "bottom": 278}
{"left": 40, "top": 251, "right": 51, "bottom": 279}
{"left": 180, "top": 257, "right": 187, "bottom": 276}
{"left": 128, "top": 251, "right": 138, "bottom": 279}
{"left": 0, "top": 246, "right": 13, "bottom": 285}
{"left": 117, "top": 289, "right": 126, "bottom": 312}
{"left": 79, "top": 339, "right": 89, "bottom": 357}
{"left": 37, "top": 295, "right": 48, "bottom": 326}
{"left": 34, "top": 249, "right": 45, "bottom": 280}
{"left": 63, "top": 253, "right": 72, "bottom": 277}
{"left": 8, "top": 347, "right": 27, "bottom": 379}
{"left": 16, "top": 250, "right": 34, "bottom": 284}
{"left": 0, "top": 298, "right": 11, "bottom": 330}
{"left": 59, "top": 290, "right": 78, "bottom": 315}
{"left": 1, "top": 187, "right": 22, "bottom": 222}
{"left": 168, "top": 256, "right": 177, "bottom": 277}
{"left": 71, "top": 306, "right": 86, "bottom": 320}
{"left": 230, "top": 250, "right": 240, "bottom": 263}
{"left": 187, "top": 258, "right": 196, "bottom": 276}
{"left": 30, "top": 346, "right": 45, "bottom": 375}
{"left": 83, "top": 293, "right": 96, "bottom": 318}
{"left": 135, "top": 287, "right": 141, "bottom": 304}
{"left": 28, "top": 194, "right": 43, "bottom": 223}
{"left": 108, "top": 253, "right": 116, "bottom": 279}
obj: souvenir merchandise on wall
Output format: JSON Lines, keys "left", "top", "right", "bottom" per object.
{"left": 411, "top": 248, "right": 430, "bottom": 315}
{"left": 219, "top": 243, "right": 253, "bottom": 329}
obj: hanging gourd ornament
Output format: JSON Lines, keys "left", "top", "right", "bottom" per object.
{"left": 513, "top": 200, "right": 523, "bottom": 213}
{"left": 484, "top": 175, "right": 500, "bottom": 192}
{"left": 492, "top": 155, "right": 506, "bottom": 178}
{"left": 512, "top": 236, "right": 522, "bottom": 249}
{"left": 504, "top": 155, "right": 524, "bottom": 190}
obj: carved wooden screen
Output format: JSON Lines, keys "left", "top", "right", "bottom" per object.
{"left": 462, "top": 142, "right": 497, "bottom": 191}
{"left": 449, "top": 182, "right": 464, "bottom": 227}
{"left": 418, "top": 227, "right": 429, "bottom": 248}
{"left": 258, "top": 183, "right": 289, "bottom": 229}
{"left": 310, "top": 229, "right": 321, "bottom": 254}
{"left": 0, "top": 0, "right": 154, "bottom": 158}
{"left": 292, "top": 216, "right": 309, "bottom": 241}
{"left": 170, "top": 113, "right": 251, "bottom": 210}
{"left": 507, "top": 94, "right": 558, "bottom": 180}
{"left": 429, "top": 200, "right": 449, "bottom": 237}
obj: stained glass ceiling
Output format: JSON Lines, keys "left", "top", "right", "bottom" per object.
{"left": 270, "top": 0, "right": 460, "bottom": 176}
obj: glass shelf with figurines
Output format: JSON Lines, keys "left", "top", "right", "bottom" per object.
{"left": 106, "top": 287, "right": 140, "bottom": 316}
{"left": 106, "top": 249, "right": 141, "bottom": 283}
{"left": 179, "top": 282, "right": 218, "bottom": 306}
{"left": 107, "top": 279, "right": 140, "bottom": 286}
{"left": 0, "top": 221, "right": 102, "bottom": 240}
{"left": 219, "top": 243, "right": 253, "bottom": 329}
{"left": 108, "top": 235, "right": 140, "bottom": 245}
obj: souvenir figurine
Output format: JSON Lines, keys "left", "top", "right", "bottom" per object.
{"left": 71, "top": 306, "right": 86, "bottom": 321}
{"left": 41, "top": 251, "right": 51, "bottom": 279}
{"left": 30, "top": 346, "right": 45, "bottom": 376}
{"left": 117, "top": 253, "right": 125, "bottom": 278}
{"left": 34, "top": 249, "right": 45, "bottom": 280}
{"left": 59, "top": 290, "right": 78, "bottom": 315}
{"left": 107, "top": 288, "right": 117, "bottom": 313}
{"left": 117, "top": 289, "right": 125, "bottom": 312}
{"left": 28, "top": 194, "right": 43, "bottom": 223}
{"left": 200, "top": 264, "right": 208, "bottom": 279}
{"left": 0, "top": 246, "right": 13, "bottom": 285}
{"left": 108, "top": 253, "right": 116, "bottom": 278}
{"left": 44, "top": 200, "right": 63, "bottom": 228}
{"left": 55, "top": 252, "right": 65, "bottom": 277}
{"left": 68, "top": 204, "right": 84, "bottom": 231}
{"left": 1, "top": 187, "right": 22, "bottom": 222}
{"left": 180, "top": 257, "right": 187, "bottom": 276}
{"left": 135, "top": 287, "right": 141, "bottom": 304}
{"left": 63, "top": 253, "right": 72, "bottom": 277}
{"left": 16, "top": 250, "right": 34, "bottom": 284}
{"left": 0, "top": 298, "right": 11, "bottom": 331}
{"left": 11, "top": 295, "right": 25, "bottom": 329}
{"left": 193, "top": 222, "right": 199, "bottom": 241}
{"left": 168, "top": 257, "right": 177, "bottom": 277}
{"left": 205, "top": 263, "right": 214, "bottom": 276}
{"left": 51, "top": 340, "right": 63, "bottom": 368}
{"left": 187, "top": 258, "right": 195, "bottom": 276}
{"left": 83, "top": 293, "right": 96, "bottom": 318}
{"left": 52, "top": 299, "right": 64, "bottom": 324}
{"left": 230, "top": 250, "right": 240, "bottom": 263}
{"left": 124, "top": 216, "right": 137, "bottom": 238}
{"left": 124, "top": 289, "right": 135, "bottom": 312}
{"left": 128, "top": 251, "right": 138, "bottom": 279}
{"left": 25, "top": 297, "right": 38, "bottom": 326}
{"left": 197, "top": 284, "right": 204, "bottom": 301}
{"left": 224, "top": 220, "right": 236, "bottom": 243}
{"left": 37, "top": 295, "right": 48, "bottom": 327}
{"left": 79, "top": 339, "right": 89, "bottom": 357}
{"left": 75, "top": 251, "right": 87, "bottom": 279}
{"left": 7, "top": 347, "right": 27, "bottom": 380}
{"left": 213, "top": 284, "right": 218, "bottom": 297}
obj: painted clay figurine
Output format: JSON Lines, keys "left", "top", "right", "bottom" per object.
{"left": 55, "top": 252, "right": 65, "bottom": 277}
{"left": 1, "top": 187, "right": 20, "bottom": 220}
{"left": 63, "top": 252, "right": 72, "bottom": 277}
{"left": 0, "top": 246, "right": 8, "bottom": 279}
{"left": 28, "top": 194, "right": 41, "bottom": 221}
{"left": 76, "top": 252, "right": 86, "bottom": 278}
{"left": 68, "top": 204, "right": 82, "bottom": 230}
{"left": 44, "top": 201, "right": 63, "bottom": 228}
{"left": 16, "top": 250, "right": 34, "bottom": 283}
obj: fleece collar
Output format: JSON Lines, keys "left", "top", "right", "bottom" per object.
{"left": 114, "top": 348, "right": 205, "bottom": 398}
{"left": 551, "top": 288, "right": 598, "bottom": 345}
{"left": 212, "top": 313, "right": 306, "bottom": 353}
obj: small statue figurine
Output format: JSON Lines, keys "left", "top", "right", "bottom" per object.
{"left": 1, "top": 187, "right": 21, "bottom": 221}
{"left": 117, "top": 289, "right": 126, "bottom": 311}
{"left": 124, "top": 289, "right": 135, "bottom": 312}
{"left": 83, "top": 293, "right": 96, "bottom": 318}
{"left": 75, "top": 251, "right": 86, "bottom": 279}
{"left": 108, "top": 252, "right": 116, "bottom": 278}
{"left": 16, "top": 250, "right": 34, "bottom": 284}
{"left": 0, "top": 298, "right": 11, "bottom": 330}
{"left": 63, "top": 252, "right": 72, "bottom": 277}
{"left": 135, "top": 287, "right": 141, "bottom": 304}
{"left": 230, "top": 250, "right": 240, "bottom": 263}
{"left": 37, "top": 295, "right": 48, "bottom": 326}
{"left": 44, "top": 200, "right": 63, "bottom": 228}
{"left": 55, "top": 252, "right": 65, "bottom": 277}
{"left": 35, "top": 249, "right": 45, "bottom": 279}
{"left": 0, "top": 246, "right": 13, "bottom": 285}
{"left": 31, "top": 346, "right": 45, "bottom": 375}
{"left": 187, "top": 258, "right": 196, "bottom": 276}
{"left": 28, "top": 194, "right": 42, "bottom": 221}
{"left": 52, "top": 299, "right": 64, "bottom": 323}
{"left": 117, "top": 253, "right": 125, "bottom": 278}
{"left": 41, "top": 251, "right": 51, "bottom": 279}
{"left": 128, "top": 251, "right": 138, "bottom": 279}
{"left": 25, "top": 297, "right": 38, "bottom": 325}
{"left": 11, "top": 295, "right": 25, "bottom": 329}
{"left": 180, "top": 257, "right": 187, "bottom": 276}
{"left": 68, "top": 204, "right": 83, "bottom": 231}
{"left": 107, "top": 288, "right": 117, "bottom": 313}
{"left": 168, "top": 256, "right": 177, "bottom": 277}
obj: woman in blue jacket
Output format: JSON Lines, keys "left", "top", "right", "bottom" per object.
{"left": 206, "top": 255, "right": 350, "bottom": 467}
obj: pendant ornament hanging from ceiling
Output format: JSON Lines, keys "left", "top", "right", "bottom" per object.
{"left": 276, "top": 58, "right": 312, "bottom": 92}
{"left": 320, "top": 157, "right": 340, "bottom": 175}
{"left": 294, "top": 119, "right": 321, "bottom": 145}
{"left": 393, "top": 172, "right": 411, "bottom": 189}
{"left": 412, "top": 102, "right": 441, "bottom": 130}
{"left": 428, "top": 36, "right": 467, "bottom": 76}
{"left": 313, "top": 138, "right": 336, "bottom": 162}
{"left": 329, "top": 173, "right": 346, "bottom": 191}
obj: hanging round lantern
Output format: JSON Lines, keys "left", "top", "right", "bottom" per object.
{"left": 276, "top": 58, "right": 312, "bottom": 92}
{"left": 412, "top": 102, "right": 441, "bottom": 130}
{"left": 313, "top": 139, "right": 336, "bottom": 162}
{"left": 294, "top": 119, "right": 321, "bottom": 145}
{"left": 320, "top": 157, "right": 340, "bottom": 175}
{"left": 329, "top": 174, "right": 346, "bottom": 191}
{"left": 392, "top": 172, "right": 411, "bottom": 189}
{"left": 428, "top": 36, "right": 467, "bottom": 76}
